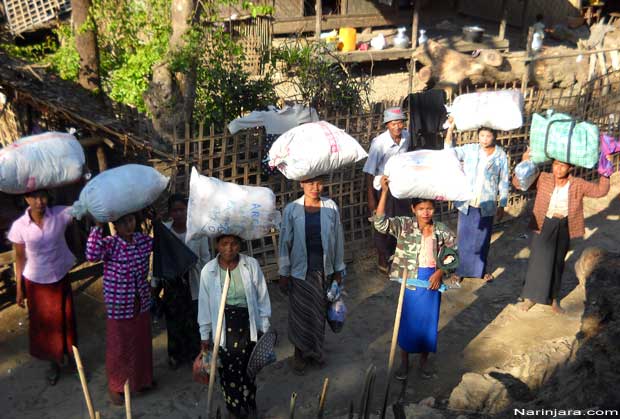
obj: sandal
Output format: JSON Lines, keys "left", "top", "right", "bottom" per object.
{"left": 290, "top": 357, "right": 306, "bottom": 376}
{"left": 108, "top": 389, "right": 124, "bottom": 406}
{"left": 46, "top": 362, "right": 60, "bottom": 386}
{"left": 394, "top": 364, "right": 408, "bottom": 381}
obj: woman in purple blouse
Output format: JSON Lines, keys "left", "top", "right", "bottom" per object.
{"left": 86, "top": 213, "right": 155, "bottom": 405}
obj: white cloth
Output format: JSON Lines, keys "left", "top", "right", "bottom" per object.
{"left": 197, "top": 254, "right": 271, "bottom": 346}
{"left": 363, "top": 129, "right": 410, "bottom": 178}
{"left": 278, "top": 196, "right": 346, "bottom": 280}
{"left": 227, "top": 104, "right": 319, "bottom": 135}
{"left": 469, "top": 149, "right": 492, "bottom": 208}
{"left": 151, "top": 221, "right": 211, "bottom": 300}
{"left": 546, "top": 182, "right": 570, "bottom": 218}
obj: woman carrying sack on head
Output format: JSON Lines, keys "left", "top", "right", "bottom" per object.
{"left": 444, "top": 117, "right": 510, "bottom": 283}
{"left": 198, "top": 234, "right": 271, "bottom": 419}
{"left": 514, "top": 150, "right": 611, "bottom": 314}
{"left": 8, "top": 189, "right": 78, "bottom": 386}
{"left": 85, "top": 213, "right": 155, "bottom": 405}
{"left": 374, "top": 176, "right": 457, "bottom": 380}
{"left": 151, "top": 194, "right": 211, "bottom": 369}
{"left": 278, "top": 176, "right": 346, "bottom": 375}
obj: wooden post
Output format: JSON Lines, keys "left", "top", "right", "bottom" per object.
{"left": 498, "top": 0, "right": 508, "bottom": 40}
{"left": 411, "top": 0, "right": 421, "bottom": 48}
{"left": 380, "top": 268, "right": 409, "bottom": 419}
{"left": 72, "top": 346, "right": 96, "bottom": 419}
{"left": 315, "top": 0, "right": 322, "bottom": 42}
{"left": 522, "top": 27, "right": 534, "bottom": 92}
{"left": 206, "top": 269, "right": 232, "bottom": 418}
{"left": 521, "top": 0, "right": 530, "bottom": 32}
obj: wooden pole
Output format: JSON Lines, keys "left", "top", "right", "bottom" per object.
{"left": 498, "top": 0, "right": 508, "bottom": 40}
{"left": 95, "top": 412, "right": 100, "bottom": 419}
{"left": 317, "top": 378, "right": 329, "bottom": 418}
{"left": 206, "top": 269, "right": 232, "bottom": 418}
{"left": 411, "top": 0, "right": 421, "bottom": 48}
{"left": 315, "top": 0, "right": 322, "bottom": 42}
{"left": 522, "top": 27, "right": 534, "bottom": 92}
{"left": 72, "top": 346, "right": 95, "bottom": 419}
{"left": 124, "top": 380, "right": 132, "bottom": 419}
{"left": 380, "top": 268, "right": 409, "bottom": 419}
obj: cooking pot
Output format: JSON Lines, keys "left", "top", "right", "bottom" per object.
{"left": 463, "top": 26, "right": 484, "bottom": 43}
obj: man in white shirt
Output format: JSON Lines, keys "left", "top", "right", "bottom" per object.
{"left": 363, "top": 107, "right": 411, "bottom": 273}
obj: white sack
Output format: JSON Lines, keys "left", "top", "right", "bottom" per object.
{"left": 268, "top": 121, "right": 368, "bottom": 180}
{"left": 186, "top": 168, "right": 281, "bottom": 241}
{"left": 0, "top": 132, "right": 85, "bottom": 194}
{"left": 449, "top": 90, "right": 524, "bottom": 131}
{"left": 72, "top": 164, "right": 169, "bottom": 222}
{"left": 382, "top": 149, "right": 473, "bottom": 201}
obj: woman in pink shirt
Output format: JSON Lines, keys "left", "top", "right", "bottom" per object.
{"left": 7, "top": 189, "right": 77, "bottom": 385}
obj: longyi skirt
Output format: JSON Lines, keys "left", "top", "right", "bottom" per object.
{"left": 456, "top": 207, "right": 494, "bottom": 278}
{"left": 397, "top": 267, "right": 441, "bottom": 354}
{"left": 24, "top": 276, "right": 77, "bottom": 363}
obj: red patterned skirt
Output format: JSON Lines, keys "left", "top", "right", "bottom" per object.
{"left": 24, "top": 276, "right": 77, "bottom": 363}
{"left": 106, "top": 311, "right": 153, "bottom": 393}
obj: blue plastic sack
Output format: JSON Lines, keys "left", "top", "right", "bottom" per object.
{"left": 327, "top": 299, "right": 346, "bottom": 333}
{"left": 514, "top": 160, "right": 540, "bottom": 191}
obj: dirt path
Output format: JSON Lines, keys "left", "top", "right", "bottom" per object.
{"left": 1, "top": 178, "right": 618, "bottom": 419}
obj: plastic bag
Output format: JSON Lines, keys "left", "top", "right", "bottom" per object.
{"left": 192, "top": 352, "right": 211, "bottom": 385}
{"left": 186, "top": 167, "right": 281, "bottom": 241}
{"left": 598, "top": 133, "right": 620, "bottom": 177}
{"left": 0, "top": 132, "right": 85, "bottom": 194}
{"left": 327, "top": 299, "right": 346, "bottom": 333}
{"left": 448, "top": 90, "right": 524, "bottom": 131}
{"left": 382, "top": 149, "right": 473, "bottom": 201}
{"left": 514, "top": 160, "right": 540, "bottom": 191}
{"left": 72, "top": 164, "right": 169, "bottom": 222}
{"left": 268, "top": 121, "right": 368, "bottom": 180}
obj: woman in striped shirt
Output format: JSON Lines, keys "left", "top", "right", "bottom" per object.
{"left": 85, "top": 213, "right": 155, "bottom": 405}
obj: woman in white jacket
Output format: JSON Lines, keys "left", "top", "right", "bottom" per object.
{"left": 198, "top": 234, "right": 271, "bottom": 419}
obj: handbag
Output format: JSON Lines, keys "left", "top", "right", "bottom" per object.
{"left": 246, "top": 329, "right": 278, "bottom": 379}
{"left": 530, "top": 110, "right": 599, "bottom": 169}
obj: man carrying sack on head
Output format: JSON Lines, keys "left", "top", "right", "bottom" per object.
{"left": 364, "top": 107, "right": 412, "bottom": 274}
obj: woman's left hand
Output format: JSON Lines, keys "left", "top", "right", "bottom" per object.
{"left": 428, "top": 270, "right": 443, "bottom": 290}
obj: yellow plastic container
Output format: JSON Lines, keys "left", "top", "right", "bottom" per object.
{"left": 338, "top": 27, "right": 357, "bottom": 52}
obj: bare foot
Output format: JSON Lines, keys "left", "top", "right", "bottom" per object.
{"left": 519, "top": 299, "right": 536, "bottom": 312}
{"left": 552, "top": 300, "right": 566, "bottom": 314}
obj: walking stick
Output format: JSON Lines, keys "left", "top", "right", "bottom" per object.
{"left": 124, "top": 379, "right": 132, "bottom": 419}
{"left": 380, "top": 267, "right": 408, "bottom": 419}
{"left": 95, "top": 412, "right": 100, "bottom": 419}
{"left": 206, "top": 269, "right": 232, "bottom": 419}
{"left": 72, "top": 345, "right": 95, "bottom": 419}
{"left": 289, "top": 392, "right": 298, "bottom": 419}
{"left": 358, "top": 364, "right": 376, "bottom": 418}
{"left": 317, "top": 378, "right": 329, "bottom": 418}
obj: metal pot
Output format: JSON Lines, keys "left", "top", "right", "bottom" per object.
{"left": 462, "top": 26, "right": 484, "bottom": 43}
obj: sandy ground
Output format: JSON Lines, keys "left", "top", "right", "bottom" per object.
{"left": 1, "top": 177, "right": 619, "bottom": 419}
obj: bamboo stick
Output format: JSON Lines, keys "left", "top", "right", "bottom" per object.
{"left": 380, "top": 267, "right": 409, "bottom": 419}
{"left": 95, "top": 412, "right": 100, "bottom": 419}
{"left": 124, "top": 380, "right": 132, "bottom": 419}
{"left": 317, "top": 378, "right": 329, "bottom": 418}
{"left": 72, "top": 345, "right": 95, "bottom": 419}
{"left": 206, "top": 269, "right": 232, "bottom": 418}
{"left": 289, "top": 392, "right": 298, "bottom": 419}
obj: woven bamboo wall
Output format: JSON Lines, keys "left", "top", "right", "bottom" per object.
{"left": 169, "top": 74, "right": 620, "bottom": 277}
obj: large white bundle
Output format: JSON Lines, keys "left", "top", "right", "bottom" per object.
{"left": 382, "top": 149, "right": 473, "bottom": 201}
{"left": 268, "top": 121, "right": 368, "bottom": 180}
{"left": 186, "top": 168, "right": 281, "bottom": 241}
{"left": 449, "top": 90, "right": 524, "bottom": 131}
{"left": 0, "top": 132, "right": 85, "bottom": 194}
{"left": 72, "top": 164, "right": 169, "bottom": 222}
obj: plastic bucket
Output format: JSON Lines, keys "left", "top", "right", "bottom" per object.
{"left": 339, "top": 27, "right": 357, "bottom": 52}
